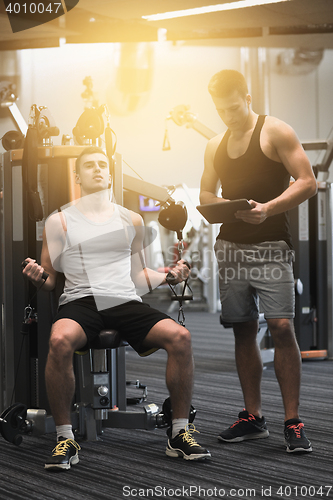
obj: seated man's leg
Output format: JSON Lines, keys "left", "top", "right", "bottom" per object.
{"left": 44, "top": 318, "right": 87, "bottom": 471}
{"left": 142, "top": 319, "right": 211, "bottom": 460}
{"left": 142, "top": 319, "right": 193, "bottom": 420}
{"left": 45, "top": 318, "right": 87, "bottom": 426}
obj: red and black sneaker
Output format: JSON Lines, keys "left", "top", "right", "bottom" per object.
{"left": 284, "top": 419, "right": 312, "bottom": 453}
{"left": 218, "top": 410, "right": 269, "bottom": 442}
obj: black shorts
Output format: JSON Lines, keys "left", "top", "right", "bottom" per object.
{"left": 52, "top": 297, "right": 172, "bottom": 356}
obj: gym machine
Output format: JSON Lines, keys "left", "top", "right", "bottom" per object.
{"left": 0, "top": 101, "right": 194, "bottom": 445}
{"left": 0, "top": 80, "right": 27, "bottom": 151}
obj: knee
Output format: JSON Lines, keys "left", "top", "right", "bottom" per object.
{"left": 48, "top": 330, "right": 75, "bottom": 359}
{"left": 168, "top": 325, "right": 192, "bottom": 354}
{"left": 267, "top": 319, "right": 296, "bottom": 347}
{"left": 233, "top": 320, "right": 259, "bottom": 343}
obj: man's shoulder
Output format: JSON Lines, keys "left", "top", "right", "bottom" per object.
{"left": 130, "top": 210, "right": 144, "bottom": 227}
{"left": 207, "top": 131, "right": 225, "bottom": 147}
{"left": 263, "top": 115, "right": 297, "bottom": 146}
{"left": 115, "top": 204, "right": 143, "bottom": 227}
{"left": 264, "top": 115, "right": 294, "bottom": 135}
{"left": 46, "top": 209, "right": 67, "bottom": 226}
{"left": 205, "top": 131, "right": 226, "bottom": 158}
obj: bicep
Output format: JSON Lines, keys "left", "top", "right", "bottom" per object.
{"left": 130, "top": 214, "right": 146, "bottom": 271}
{"left": 43, "top": 212, "right": 66, "bottom": 269}
{"left": 274, "top": 124, "right": 314, "bottom": 181}
{"left": 40, "top": 230, "right": 57, "bottom": 284}
{"left": 200, "top": 141, "right": 221, "bottom": 195}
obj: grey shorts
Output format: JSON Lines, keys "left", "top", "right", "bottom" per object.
{"left": 214, "top": 239, "right": 295, "bottom": 323}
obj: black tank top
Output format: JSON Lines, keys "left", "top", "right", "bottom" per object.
{"left": 214, "top": 115, "right": 293, "bottom": 248}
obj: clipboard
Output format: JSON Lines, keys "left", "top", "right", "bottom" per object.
{"left": 196, "top": 199, "right": 252, "bottom": 224}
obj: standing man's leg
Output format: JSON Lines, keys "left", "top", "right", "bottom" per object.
{"left": 266, "top": 318, "right": 301, "bottom": 421}
{"left": 266, "top": 317, "right": 312, "bottom": 453}
{"left": 218, "top": 319, "right": 269, "bottom": 443}
{"left": 233, "top": 320, "right": 263, "bottom": 417}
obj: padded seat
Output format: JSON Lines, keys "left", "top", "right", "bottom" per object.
{"left": 89, "top": 329, "right": 128, "bottom": 350}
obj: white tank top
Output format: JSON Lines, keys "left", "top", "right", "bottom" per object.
{"left": 58, "top": 203, "right": 142, "bottom": 310}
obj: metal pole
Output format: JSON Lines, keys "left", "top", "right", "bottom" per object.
{"left": 326, "top": 183, "right": 333, "bottom": 359}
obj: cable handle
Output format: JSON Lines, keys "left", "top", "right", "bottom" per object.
{"left": 165, "top": 260, "right": 191, "bottom": 286}
{"left": 21, "top": 260, "right": 49, "bottom": 281}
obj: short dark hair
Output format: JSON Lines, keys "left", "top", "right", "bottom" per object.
{"left": 208, "top": 70, "right": 248, "bottom": 99}
{"left": 75, "top": 146, "right": 109, "bottom": 174}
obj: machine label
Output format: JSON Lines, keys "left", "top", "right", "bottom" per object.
{"left": 298, "top": 200, "right": 309, "bottom": 241}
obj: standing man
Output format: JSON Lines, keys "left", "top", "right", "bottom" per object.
{"left": 23, "top": 146, "right": 210, "bottom": 470}
{"left": 200, "top": 70, "right": 317, "bottom": 453}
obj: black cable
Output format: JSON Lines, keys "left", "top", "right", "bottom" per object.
{"left": 122, "top": 159, "right": 144, "bottom": 181}
{"left": 10, "top": 336, "right": 26, "bottom": 406}
{"left": 10, "top": 278, "right": 47, "bottom": 405}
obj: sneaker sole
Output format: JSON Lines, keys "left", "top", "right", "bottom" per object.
{"left": 285, "top": 441, "right": 313, "bottom": 453}
{"left": 45, "top": 455, "right": 79, "bottom": 470}
{"left": 218, "top": 430, "right": 269, "bottom": 443}
{"left": 166, "top": 447, "right": 211, "bottom": 461}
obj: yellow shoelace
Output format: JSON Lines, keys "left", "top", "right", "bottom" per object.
{"left": 51, "top": 439, "right": 81, "bottom": 457}
{"left": 180, "top": 424, "right": 201, "bottom": 447}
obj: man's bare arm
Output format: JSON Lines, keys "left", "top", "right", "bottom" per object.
{"left": 130, "top": 212, "right": 189, "bottom": 293}
{"left": 199, "top": 134, "right": 227, "bottom": 205}
{"left": 236, "top": 119, "right": 317, "bottom": 225}
{"left": 22, "top": 212, "right": 66, "bottom": 290}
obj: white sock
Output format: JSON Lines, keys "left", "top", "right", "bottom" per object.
{"left": 56, "top": 425, "right": 74, "bottom": 441}
{"left": 172, "top": 418, "right": 189, "bottom": 438}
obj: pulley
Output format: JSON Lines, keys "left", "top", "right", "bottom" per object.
{"left": 73, "top": 106, "right": 105, "bottom": 143}
{"left": 158, "top": 199, "right": 188, "bottom": 241}
{"left": 1, "top": 130, "right": 25, "bottom": 150}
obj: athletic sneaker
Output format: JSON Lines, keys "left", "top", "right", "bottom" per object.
{"left": 284, "top": 419, "right": 312, "bottom": 453}
{"left": 45, "top": 437, "right": 81, "bottom": 470}
{"left": 218, "top": 410, "right": 269, "bottom": 442}
{"left": 166, "top": 425, "right": 211, "bottom": 460}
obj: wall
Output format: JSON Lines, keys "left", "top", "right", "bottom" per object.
{"left": 267, "top": 48, "right": 333, "bottom": 172}
{"left": 5, "top": 43, "right": 239, "bottom": 193}
{"left": 1, "top": 43, "right": 333, "bottom": 190}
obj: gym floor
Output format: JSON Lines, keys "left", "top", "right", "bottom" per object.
{"left": 0, "top": 310, "right": 331, "bottom": 500}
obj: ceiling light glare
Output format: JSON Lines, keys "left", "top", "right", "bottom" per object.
{"left": 142, "top": 0, "right": 290, "bottom": 22}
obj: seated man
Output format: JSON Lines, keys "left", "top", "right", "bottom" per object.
{"left": 23, "top": 146, "right": 210, "bottom": 470}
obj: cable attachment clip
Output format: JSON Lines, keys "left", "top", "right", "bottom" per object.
{"left": 166, "top": 261, "right": 193, "bottom": 326}
{"left": 20, "top": 306, "right": 37, "bottom": 335}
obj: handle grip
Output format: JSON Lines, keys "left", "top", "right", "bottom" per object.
{"left": 21, "top": 260, "right": 49, "bottom": 281}
{"left": 166, "top": 261, "right": 190, "bottom": 285}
